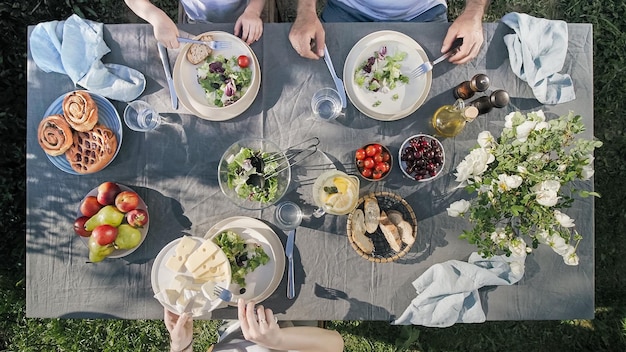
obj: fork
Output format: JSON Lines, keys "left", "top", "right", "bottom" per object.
{"left": 177, "top": 37, "right": 232, "bottom": 50}
{"left": 213, "top": 285, "right": 233, "bottom": 302}
{"left": 409, "top": 37, "right": 463, "bottom": 79}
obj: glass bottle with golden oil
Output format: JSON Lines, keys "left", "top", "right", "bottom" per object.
{"left": 431, "top": 99, "right": 479, "bottom": 138}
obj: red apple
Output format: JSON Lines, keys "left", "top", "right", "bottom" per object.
{"left": 115, "top": 191, "right": 140, "bottom": 213}
{"left": 80, "top": 196, "right": 103, "bottom": 217}
{"left": 97, "top": 181, "right": 122, "bottom": 205}
{"left": 91, "top": 224, "right": 118, "bottom": 246}
{"left": 73, "top": 216, "right": 92, "bottom": 237}
{"left": 126, "top": 208, "right": 148, "bottom": 228}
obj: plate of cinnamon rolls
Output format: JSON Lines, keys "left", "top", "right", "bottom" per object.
{"left": 38, "top": 90, "right": 122, "bottom": 174}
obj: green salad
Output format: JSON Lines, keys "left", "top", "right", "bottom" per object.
{"left": 213, "top": 230, "right": 270, "bottom": 288}
{"left": 354, "top": 46, "right": 409, "bottom": 95}
{"left": 197, "top": 55, "right": 253, "bottom": 107}
{"left": 225, "top": 146, "right": 280, "bottom": 203}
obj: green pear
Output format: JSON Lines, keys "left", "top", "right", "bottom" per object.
{"left": 88, "top": 235, "right": 115, "bottom": 262}
{"left": 115, "top": 224, "right": 142, "bottom": 250}
{"left": 84, "top": 205, "right": 124, "bottom": 231}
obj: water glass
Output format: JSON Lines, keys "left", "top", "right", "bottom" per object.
{"left": 274, "top": 201, "right": 303, "bottom": 230}
{"left": 124, "top": 100, "right": 161, "bottom": 132}
{"left": 311, "top": 88, "right": 342, "bottom": 121}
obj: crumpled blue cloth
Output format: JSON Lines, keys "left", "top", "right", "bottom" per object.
{"left": 501, "top": 12, "right": 575, "bottom": 105}
{"left": 30, "top": 14, "right": 145, "bottom": 102}
{"left": 392, "top": 253, "right": 525, "bottom": 327}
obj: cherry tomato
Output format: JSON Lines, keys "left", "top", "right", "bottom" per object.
{"left": 363, "top": 157, "right": 375, "bottom": 169}
{"left": 237, "top": 55, "right": 250, "bottom": 68}
{"left": 375, "top": 162, "right": 389, "bottom": 174}
{"left": 361, "top": 168, "right": 373, "bottom": 178}
{"left": 374, "top": 153, "right": 384, "bottom": 163}
{"left": 381, "top": 151, "right": 390, "bottom": 162}
{"left": 355, "top": 148, "right": 366, "bottom": 160}
{"left": 372, "top": 170, "right": 384, "bottom": 179}
{"left": 365, "top": 145, "right": 377, "bottom": 157}
{"left": 373, "top": 144, "right": 383, "bottom": 155}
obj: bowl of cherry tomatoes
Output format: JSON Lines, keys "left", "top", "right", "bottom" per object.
{"left": 355, "top": 143, "right": 392, "bottom": 181}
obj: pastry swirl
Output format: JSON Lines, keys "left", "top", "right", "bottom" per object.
{"left": 37, "top": 114, "right": 74, "bottom": 156}
{"left": 64, "top": 124, "right": 117, "bottom": 174}
{"left": 62, "top": 91, "right": 98, "bottom": 132}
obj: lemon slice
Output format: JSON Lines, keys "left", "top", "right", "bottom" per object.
{"left": 333, "top": 177, "right": 350, "bottom": 194}
{"left": 327, "top": 189, "right": 357, "bottom": 214}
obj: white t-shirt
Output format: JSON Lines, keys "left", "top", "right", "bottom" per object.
{"left": 180, "top": 0, "right": 248, "bottom": 23}
{"left": 335, "top": 0, "right": 447, "bottom": 21}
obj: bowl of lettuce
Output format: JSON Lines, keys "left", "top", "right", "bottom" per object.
{"left": 218, "top": 138, "right": 291, "bottom": 210}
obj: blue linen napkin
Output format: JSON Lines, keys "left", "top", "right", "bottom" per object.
{"left": 30, "top": 14, "right": 145, "bottom": 102}
{"left": 392, "top": 253, "right": 525, "bottom": 327}
{"left": 501, "top": 12, "right": 575, "bottom": 105}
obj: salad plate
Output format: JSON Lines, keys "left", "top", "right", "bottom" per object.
{"left": 343, "top": 30, "right": 432, "bottom": 121}
{"left": 205, "top": 216, "right": 285, "bottom": 306}
{"left": 42, "top": 91, "right": 122, "bottom": 174}
{"left": 173, "top": 31, "right": 261, "bottom": 121}
{"left": 77, "top": 184, "right": 149, "bottom": 259}
{"left": 151, "top": 236, "right": 231, "bottom": 317}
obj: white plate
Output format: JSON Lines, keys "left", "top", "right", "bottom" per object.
{"left": 77, "top": 184, "right": 149, "bottom": 259}
{"left": 42, "top": 91, "right": 122, "bottom": 174}
{"left": 173, "top": 31, "right": 261, "bottom": 121}
{"left": 151, "top": 236, "right": 231, "bottom": 317}
{"left": 205, "top": 216, "right": 285, "bottom": 305}
{"left": 343, "top": 30, "right": 432, "bottom": 121}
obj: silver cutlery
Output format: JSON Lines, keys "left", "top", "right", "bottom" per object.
{"left": 285, "top": 229, "right": 296, "bottom": 299}
{"left": 409, "top": 37, "right": 464, "bottom": 79}
{"left": 213, "top": 285, "right": 233, "bottom": 302}
{"left": 157, "top": 42, "right": 178, "bottom": 109}
{"left": 323, "top": 46, "right": 347, "bottom": 108}
{"left": 177, "top": 37, "right": 232, "bottom": 50}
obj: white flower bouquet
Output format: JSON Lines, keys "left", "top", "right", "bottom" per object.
{"left": 447, "top": 110, "right": 602, "bottom": 265}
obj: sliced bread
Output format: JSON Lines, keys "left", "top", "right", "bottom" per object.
{"left": 363, "top": 196, "right": 380, "bottom": 234}
{"left": 386, "top": 210, "right": 415, "bottom": 245}
{"left": 379, "top": 211, "right": 402, "bottom": 252}
{"left": 351, "top": 209, "right": 374, "bottom": 254}
{"left": 186, "top": 34, "right": 214, "bottom": 65}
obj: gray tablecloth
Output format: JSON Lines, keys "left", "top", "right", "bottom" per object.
{"left": 26, "top": 22, "right": 594, "bottom": 321}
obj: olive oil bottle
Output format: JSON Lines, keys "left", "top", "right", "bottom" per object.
{"left": 431, "top": 99, "right": 479, "bottom": 138}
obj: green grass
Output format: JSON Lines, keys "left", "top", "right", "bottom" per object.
{"left": 2, "top": 0, "right": 626, "bottom": 351}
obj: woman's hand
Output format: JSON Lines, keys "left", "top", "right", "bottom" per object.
{"left": 238, "top": 299, "right": 283, "bottom": 347}
{"left": 164, "top": 308, "right": 193, "bottom": 351}
{"left": 234, "top": 8, "right": 263, "bottom": 44}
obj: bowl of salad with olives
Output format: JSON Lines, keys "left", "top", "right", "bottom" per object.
{"left": 218, "top": 138, "right": 291, "bottom": 210}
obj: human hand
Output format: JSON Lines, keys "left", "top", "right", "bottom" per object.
{"left": 288, "top": 10, "right": 325, "bottom": 59}
{"left": 152, "top": 13, "right": 180, "bottom": 49}
{"left": 238, "top": 299, "right": 283, "bottom": 348}
{"left": 441, "top": 11, "right": 484, "bottom": 64}
{"left": 164, "top": 308, "right": 193, "bottom": 351}
{"left": 234, "top": 8, "right": 263, "bottom": 44}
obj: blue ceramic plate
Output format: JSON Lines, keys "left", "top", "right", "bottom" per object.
{"left": 42, "top": 91, "right": 123, "bottom": 174}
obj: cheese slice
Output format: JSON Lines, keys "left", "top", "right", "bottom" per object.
{"left": 164, "top": 289, "right": 180, "bottom": 306}
{"left": 165, "top": 236, "right": 199, "bottom": 273}
{"left": 192, "top": 260, "right": 227, "bottom": 281}
{"left": 184, "top": 240, "right": 220, "bottom": 273}
{"left": 171, "top": 275, "right": 193, "bottom": 293}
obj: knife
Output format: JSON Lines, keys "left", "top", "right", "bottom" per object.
{"left": 285, "top": 229, "right": 296, "bottom": 299}
{"left": 323, "top": 46, "right": 347, "bottom": 108}
{"left": 157, "top": 42, "right": 178, "bottom": 109}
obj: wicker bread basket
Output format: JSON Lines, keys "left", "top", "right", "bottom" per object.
{"left": 346, "top": 191, "right": 418, "bottom": 262}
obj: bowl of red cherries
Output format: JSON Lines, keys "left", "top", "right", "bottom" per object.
{"left": 399, "top": 134, "right": 445, "bottom": 182}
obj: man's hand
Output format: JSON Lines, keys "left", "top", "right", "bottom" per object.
{"left": 288, "top": 6, "right": 325, "bottom": 59}
{"left": 441, "top": 0, "right": 488, "bottom": 64}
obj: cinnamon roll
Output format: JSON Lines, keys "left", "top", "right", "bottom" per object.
{"left": 64, "top": 124, "right": 118, "bottom": 174}
{"left": 37, "top": 114, "right": 74, "bottom": 156}
{"left": 62, "top": 91, "right": 98, "bottom": 132}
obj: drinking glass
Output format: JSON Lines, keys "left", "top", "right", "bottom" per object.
{"left": 274, "top": 201, "right": 303, "bottom": 230}
{"left": 124, "top": 100, "right": 161, "bottom": 132}
{"left": 311, "top": 88, "right": 342, "bottom": 121}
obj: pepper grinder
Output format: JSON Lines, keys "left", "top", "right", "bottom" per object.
{"left": 453, "top": 73, "right": 490, "bottom": 100}
{"left": 469, "top": 89, "right": 510, "bottom": 115}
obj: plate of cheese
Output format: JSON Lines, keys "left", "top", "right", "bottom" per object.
{"left": 151, "top": 236, "right": 231, "bottom": 317}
